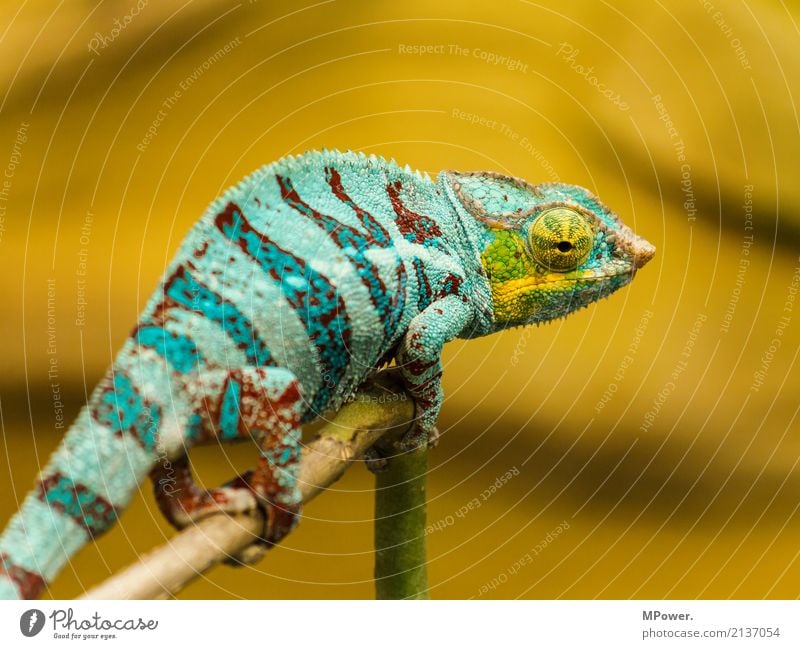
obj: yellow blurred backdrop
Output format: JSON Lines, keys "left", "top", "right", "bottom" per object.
{"left": 1, "top": 0, "right": 799, "bottom": 598}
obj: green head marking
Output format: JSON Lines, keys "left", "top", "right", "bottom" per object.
{"left": 441, "top": 170, "right": 655, "bottom": 327}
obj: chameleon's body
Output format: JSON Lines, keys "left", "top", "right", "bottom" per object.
{"left": 0, "top": 149, "right": 654, "bottom": 599}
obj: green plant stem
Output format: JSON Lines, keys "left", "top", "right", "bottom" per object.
{"left": 374, "top": 446, "right": 429, "bottom": 599}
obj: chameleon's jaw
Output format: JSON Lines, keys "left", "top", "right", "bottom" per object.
{"left": 489, "top": 263, "right": 636, "bottom": 324}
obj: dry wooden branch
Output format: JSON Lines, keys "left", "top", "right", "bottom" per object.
{"left": 80, "top": 374, "right": 414, "bottom": 599}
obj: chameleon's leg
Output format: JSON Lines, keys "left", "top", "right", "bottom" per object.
{"left": 0, "top": 365, "right": 168, "bottom": 599}
{"left": 394, "top": 295, "right": 473, "bottom": 451}
{"left": 150, "top": 456, "right": 257, "bottom": 531}
{"left": 150, "top": 366, "right": 303, "bottom": 557}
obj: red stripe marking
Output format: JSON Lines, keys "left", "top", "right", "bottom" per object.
{"left": 0, "top": 554, "right": 46, "bottom": 599}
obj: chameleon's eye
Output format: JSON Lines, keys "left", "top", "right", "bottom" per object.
{"left": 528, "top": 207, "right": 594, "bottom": 272}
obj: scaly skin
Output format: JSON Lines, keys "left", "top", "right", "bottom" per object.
{"left": 0, "top": 150, "right": 654, "bottom": 599}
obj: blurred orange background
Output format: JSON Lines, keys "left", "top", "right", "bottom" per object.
{"left": 1, "top": 0, "right": 799, "bottom": 598}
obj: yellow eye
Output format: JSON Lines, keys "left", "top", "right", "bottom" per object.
{"left": 528, "top": 207, "right": 594, "bottom": 272}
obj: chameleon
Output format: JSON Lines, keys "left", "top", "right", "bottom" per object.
{"left": 0, "top": 149, "right": 654, "bottom": 599}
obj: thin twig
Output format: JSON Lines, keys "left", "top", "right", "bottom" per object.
{"left": 374, "top": 446, "right": 429, "bottom": 599}
{"left": 80, "top": 373, "right": 413, "bottom": 599}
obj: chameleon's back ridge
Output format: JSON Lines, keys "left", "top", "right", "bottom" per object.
{"left": 0, "top": 149, "right": 653, "bottom": 598}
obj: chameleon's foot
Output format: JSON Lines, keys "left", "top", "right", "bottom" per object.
{"left": 230, "top": 467, "right": 302, "bottom": 547}
{"left": 150, "top": 459, "right": 268, "bottom": 565}
{"left": 218, "top": 471, "right": 301, "bottom": 566}
{"left": 365, "top": 425, "right": 439, "bottom": 476}
{"left": 151, "top": 459, "right": 301, "bottom": 566}
{"left": 151, "top": 366, "right": 304, "bottom": 565}
{"left": 363, "top": 446, "right": 390, "bottom": 474}
{"left": 151, "top": 456, "right": 260, "bottom": 530}
{"left": 427, "top": 425, "right": 441, "bottom": 449}
{"left": 396, "top": 423, "right": 440, "bottom": 452}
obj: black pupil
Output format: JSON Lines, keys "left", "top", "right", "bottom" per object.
{"left": 557, "top": 241, "right": 573, "bottom": 253}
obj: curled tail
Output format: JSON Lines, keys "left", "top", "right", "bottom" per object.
{"left": 0, "top": 363, "right": 162, "bottom": 599}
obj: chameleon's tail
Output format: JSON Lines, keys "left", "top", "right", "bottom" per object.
{"left": 0, "top": 364, "right": 161, "bottom": 599}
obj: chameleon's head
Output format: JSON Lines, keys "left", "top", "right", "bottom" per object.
{"left": 441, "top": 170, "right": 655, "bottom": 328}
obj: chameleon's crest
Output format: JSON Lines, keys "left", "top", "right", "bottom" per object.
{"left": 444, "top": 170, "right": 543, "bottom": 229}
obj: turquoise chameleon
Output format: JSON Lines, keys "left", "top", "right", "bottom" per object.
{"left": 0, "top": 149, "right": 654, "bottom": 599}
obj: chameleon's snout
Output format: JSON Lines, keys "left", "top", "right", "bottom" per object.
{"left": 614, "top": 224, "right": 656, "bottom": 271}
{"left": 631, "top": 236, "right": 656, "bottom": 269}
